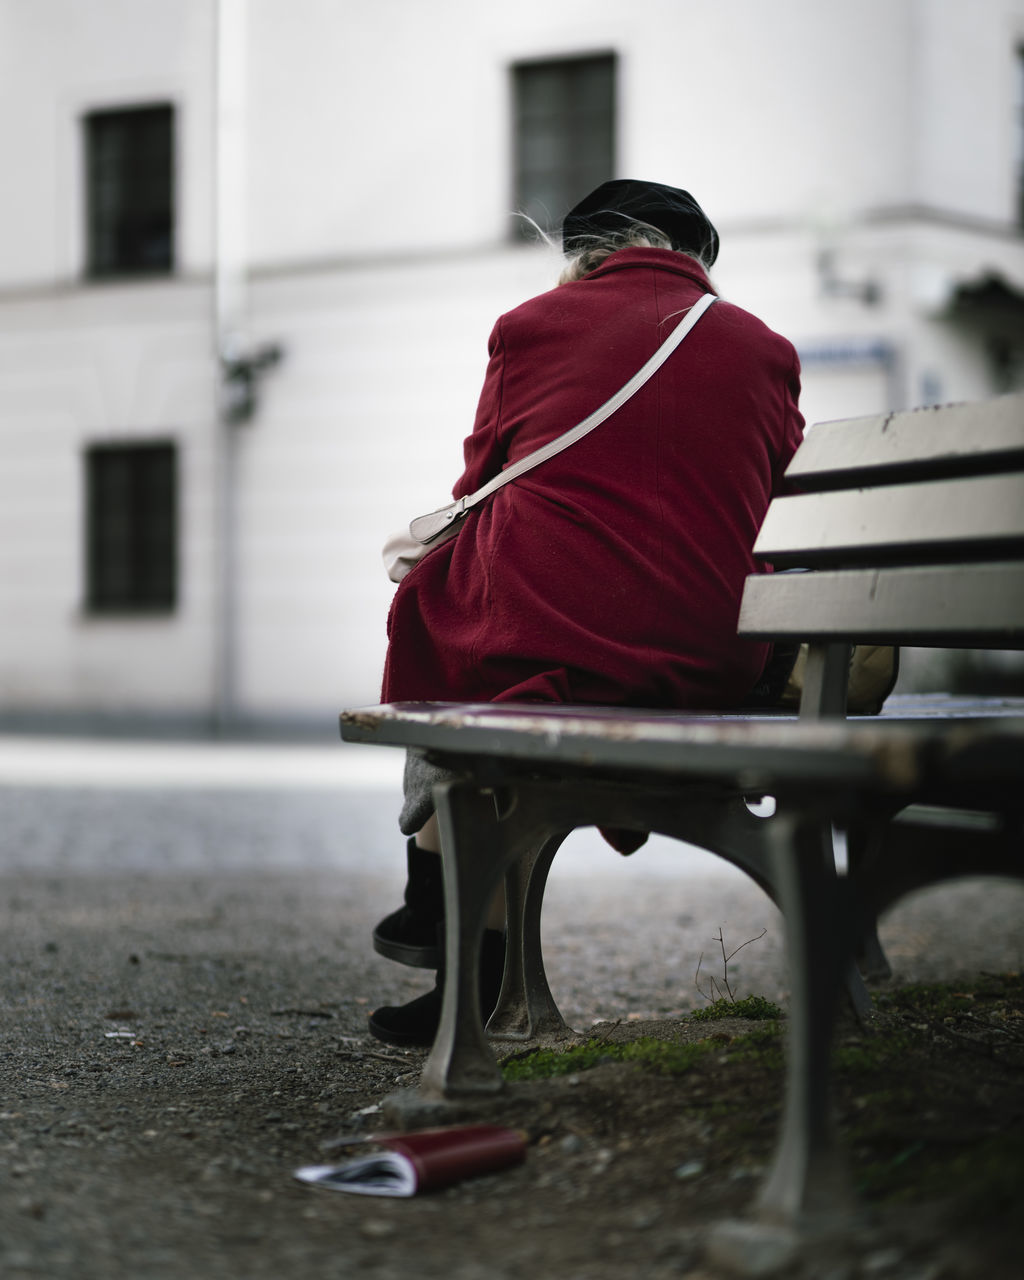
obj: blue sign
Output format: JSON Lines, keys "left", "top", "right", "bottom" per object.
{"left": 797, "top": 339, "right": 893, "bottom": 366}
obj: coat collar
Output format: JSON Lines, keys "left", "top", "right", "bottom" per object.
{"left": 581, "top": 247, "right": 715, "bottom": 292}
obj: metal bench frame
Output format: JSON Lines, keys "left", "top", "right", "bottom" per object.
{"left": 341, "top": 392, "right": 1024, "bottom": 1229}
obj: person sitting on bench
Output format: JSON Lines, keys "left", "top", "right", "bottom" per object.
{"left": 368, "top": 178, "right": 805, "bottom": 1047}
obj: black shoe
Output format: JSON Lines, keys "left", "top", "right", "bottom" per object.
{"left": 367, "top": 928, "right": 506, "bottom": 1048}
{"left": 372, "top": 839, "right": 444, "bottom": 969}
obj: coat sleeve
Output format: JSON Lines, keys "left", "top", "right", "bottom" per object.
{"left": 452, "top": 317, "right": 509, "bottom": 500}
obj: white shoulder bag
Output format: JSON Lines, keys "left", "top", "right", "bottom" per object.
{"left": 382, "top": 292, "right": 716, "bottom": 583}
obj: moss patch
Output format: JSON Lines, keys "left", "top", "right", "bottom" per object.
{"left": 690, "top": 994, "right": 782, "bottom": 1022}
{"left": 501, "top": 1016, "right": 784, "bottom": 1083}
{"left": 501, "top": 1034, "right": 718, "bottom": 1081}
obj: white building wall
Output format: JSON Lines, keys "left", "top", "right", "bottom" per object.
{"left": 915, "top": 0, "right": 1024, "bottom": 221}
{"left": 0, "top": 282, "right": 217, "bottom": 713}
{"left": 2, "top": 0, "right": 1024, "bottom": 725}
{"left": 0, "top": 0, "right": 216, "bottom": 288}
{"left": 240, "top": 0, "right": 918, "bottom": 265}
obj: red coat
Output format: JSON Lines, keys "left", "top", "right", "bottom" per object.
{"left": 382, "top": 248, "right": 803, "bottom": 710}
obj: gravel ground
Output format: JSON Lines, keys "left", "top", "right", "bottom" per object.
{"left": 1, "top": 737, "right": 1022, "bottom": 1278}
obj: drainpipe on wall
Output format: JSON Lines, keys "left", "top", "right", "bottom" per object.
{"left": 212, "top": 0, "right": 247, "bottom": 734}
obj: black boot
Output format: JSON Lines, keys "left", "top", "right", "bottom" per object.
{"left": 372, "top": 838, "right": 444, "bottom": 968}
{"left": 367, "top": 928, "right": 506, "bottom": 1048}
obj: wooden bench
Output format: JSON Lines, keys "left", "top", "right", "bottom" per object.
{"left": 340, "top": 392, "right": 1024, "bottom": 1229}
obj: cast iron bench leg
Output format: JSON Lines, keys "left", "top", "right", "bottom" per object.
{"left": 489, "top": 832, "right": 572, "bottom": 1041}
{"left": 419, "top": 777, "right": 526, "bottom": 1097}
{"left": 755, "top": 809, "right": 857, "bottom": 1227}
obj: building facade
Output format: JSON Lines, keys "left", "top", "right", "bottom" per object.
{"left": 2, "top": 0, "right": 1024, "bottom": 731}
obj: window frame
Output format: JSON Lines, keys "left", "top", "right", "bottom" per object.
{"left": 84, "top": 439, "right": 179, "bottom": 615}
{"left": 83, "top": 102, "right": 176, "bottom": 280}
{"left": 510, "top": 51, "right": 618, "bottom": 241}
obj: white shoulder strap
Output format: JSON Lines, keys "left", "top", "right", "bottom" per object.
{"left": 410, "top": 292, "right": 717, "bottom": 543}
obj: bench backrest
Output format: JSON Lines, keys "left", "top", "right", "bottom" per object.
{"left": 738, "top": 393, "right": 1024, "bottom": 651}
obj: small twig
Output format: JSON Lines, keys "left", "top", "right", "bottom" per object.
{"left": 715, "top": 929, "right": 735, "bottom": 1002}
{"left": 695, "top": 927, "right": 768, "bottom": 1006}
{"left": 724, "top": 928, "right": 767, "bottom": 964}
{"left": 591, "top": 1019, "right": 622, "bottom": 1046}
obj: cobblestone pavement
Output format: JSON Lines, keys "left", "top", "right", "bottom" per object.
{"left": 1, "top": 734, "right": 1022, "bottom": 1278}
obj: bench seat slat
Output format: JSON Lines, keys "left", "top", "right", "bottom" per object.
{"left": 754, "top": 474, "right": 1024, "bottom": 566}
{"left": 787, "top": 395, "right": 1024, "bottom": 491}
{"left": 339, "top": 701, "right": 1024, "bottom": 793}
{"left": 738, "top": 562, "right": 1024, "bottom": 645}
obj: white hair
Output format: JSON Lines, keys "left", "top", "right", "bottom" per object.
{"left": 512, "top": 213, "right": 714, "bottom": 285}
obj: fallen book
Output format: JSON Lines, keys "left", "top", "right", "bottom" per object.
{"left": 294, "top": 1124, "right": 527, "bottom": 1197}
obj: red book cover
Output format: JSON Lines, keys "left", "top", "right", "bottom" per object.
{"left": 294, "top": 1125, "right": 527, "bottom": 1197}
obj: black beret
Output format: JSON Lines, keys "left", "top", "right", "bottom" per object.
{"left": 561, "top": 179, "right": 719, "bottom": 266}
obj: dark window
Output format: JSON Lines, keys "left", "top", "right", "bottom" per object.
{"left": 85, "top": 442, "right": 177, "bottom": 612}
{"left": 512, "top": 53, "right": 616, "bottom": 239}
{"left": 85, "top": 104, "right": 174, "bottom": 277}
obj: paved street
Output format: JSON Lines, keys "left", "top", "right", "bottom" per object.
{"left": 1, "top": 732, "right": 1022, "bottom": 1279}
{"left": 0, "top": 733, "right": 796, "bottom": 1029}
{"left": 2, "top": 731, "right": 1022, "bottom": 1016}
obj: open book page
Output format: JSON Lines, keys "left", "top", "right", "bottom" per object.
{"left": 294, "top": 1153, "right": 417, "bottom": 1197}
